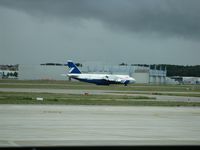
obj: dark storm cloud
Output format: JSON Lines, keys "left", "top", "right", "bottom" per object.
{"left": 1, "top": 0, "right": 200, "bottom": 39}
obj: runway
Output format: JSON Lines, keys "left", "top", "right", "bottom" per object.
{"left": 0, "top": 86, "right": 200, "bottom": 146}
{"left": 0, "top": 105, "right": 200, "bottom": 146}
{"left": 0, "top": 87, "right": 200, "bottom": 102}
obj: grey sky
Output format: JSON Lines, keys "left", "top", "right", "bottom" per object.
{"left": 0, "top": 0, "right": 200, "bottom": 65}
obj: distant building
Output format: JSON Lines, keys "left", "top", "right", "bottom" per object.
{"left": 81, "top": 64, "right": 167, "bottom": 84}
{"left": 170, "top": 76, "right": 200, "bottom": 84}
{"left": 132, "top": 65, "right": 166, "bottom": 84}
{"left": 18, "top": 64, "right": 67, "bottom": 80}
{"left": 0, "top": 65, "right": 19, "bottom": 79}
{"left": 1, "top": 63, "right": 170, "bottom": 84}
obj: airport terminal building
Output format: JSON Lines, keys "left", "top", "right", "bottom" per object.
{"left": 0, "top": 65, "right": 19, "bottom": 79}
{"left": 3, "top": 63, "right": 167, "bottom": 84}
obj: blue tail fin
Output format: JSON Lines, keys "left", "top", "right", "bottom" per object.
{"left": 67, "top": 60, "right": 81, "bottom": 74}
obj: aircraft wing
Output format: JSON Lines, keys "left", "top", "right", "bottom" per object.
{"left": 103, "top": 75, "right": 131, "bottom": 84}
{"left": 102, "top": 75, "right": 123, "bottom": 83}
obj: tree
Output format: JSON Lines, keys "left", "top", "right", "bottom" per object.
{"left": 119, "top": 62, "right": 128, "bottom": 66}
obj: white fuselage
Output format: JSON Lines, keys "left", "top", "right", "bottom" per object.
{"left": 67, "top": 73, "right": 136, "bottom": 85}
{"left": 66, "top": 60, "right": 136, "bottom": 85}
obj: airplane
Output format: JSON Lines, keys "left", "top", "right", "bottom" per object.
{"left": 65, "top": 60, "right": 136, "bottom": 86}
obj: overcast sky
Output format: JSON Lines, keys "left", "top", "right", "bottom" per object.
{"left": 0, "top": 0, "right": 200, "bottom": 65}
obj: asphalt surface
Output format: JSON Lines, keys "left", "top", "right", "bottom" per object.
{"left": 0, "top": 88, "right": 200, "bottom": 102}
{"left": 0, "top": 105, "right": 200, "bottom": 147}
{"left": 0, "top": 86, "right": 199, "bottom": 146}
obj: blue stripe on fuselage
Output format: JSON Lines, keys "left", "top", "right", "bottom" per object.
{"left": 73, "top": 78, "right": 110, "bottom": 85}
{"left": 124, "top": 80, "right": 130, "bottom": 84}
{"left": 72, "top": 77, "right": 131, "bottom": 85}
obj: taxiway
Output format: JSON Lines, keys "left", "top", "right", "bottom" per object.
{"left": 0, "top": 105, "right": 200, "bottom": 146}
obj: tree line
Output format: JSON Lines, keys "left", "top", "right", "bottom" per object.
{"left": 119, "top": 63, "right": 200, "bottom": 77}
{"left": 156, "top": 64, "right": 200, "bottom": 77}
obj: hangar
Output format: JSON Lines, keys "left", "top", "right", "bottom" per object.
{"left": 77, "top": 63, "right": 167, "bottom": 84}
{"left": 0, "top": 65, "right": 19, "bottom": 79}
{"left": 170, "top": 76, "right": 200, "bottom": 84}
{"left": 15, "top": 63, "right": 167, "bottom": 84}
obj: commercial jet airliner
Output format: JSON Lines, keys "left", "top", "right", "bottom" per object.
{"left": 66, "top": 60, "right": 136, "bottom": 86}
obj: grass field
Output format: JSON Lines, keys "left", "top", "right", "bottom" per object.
{"left": 0, "top": 91, "right": 200, "bottom": 107}
{"left": 0, "top": 79, "right": 200, "bottom": 106}
{"left": 0, "top": 79, "right": 200, "bottom": 92}
{"left": 109, "top": 91, "right": 200, "bottom": 97}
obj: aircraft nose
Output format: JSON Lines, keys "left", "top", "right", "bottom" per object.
{"left": 130, "top": 78, "right": 136, "bottom": 83}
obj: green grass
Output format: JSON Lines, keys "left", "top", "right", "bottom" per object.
{"left": 0, "top": 80, "right": 200, "bottom": 106}
{"left": 0, "top": 91, "right": 200, "bottom": 107}
{"left": 0, "top": 79, "right": 200, "bottom": 92}
{"left": 150, "top": 92, "right": 200, "bottom": 97}
{"left": 109, "top": 91, "right": 200, "bottom": 97}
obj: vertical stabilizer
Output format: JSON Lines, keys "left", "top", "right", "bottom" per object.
{"left": 67, "top": 60, "right": 81, "bottom": 74}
